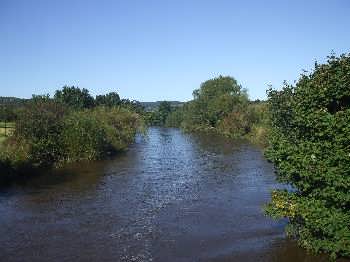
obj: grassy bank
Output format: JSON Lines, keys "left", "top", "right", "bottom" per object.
{"left": 0, "top": 122, "right": 14, "bottom": 137}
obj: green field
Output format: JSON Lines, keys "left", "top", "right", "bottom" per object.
{"left": 0, "top": 122, "right": 14, "bottom": 137}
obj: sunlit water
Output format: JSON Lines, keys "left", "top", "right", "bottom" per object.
{"left": 0, "top": 127, "right": 330, "bottom": 261}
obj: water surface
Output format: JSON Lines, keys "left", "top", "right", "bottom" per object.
{"left": 0, "top": 127, "right": 329, "bottom": 261}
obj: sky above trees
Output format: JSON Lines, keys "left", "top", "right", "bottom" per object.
{"left": 1, "top": 0, "right": 349, "bottom": 101}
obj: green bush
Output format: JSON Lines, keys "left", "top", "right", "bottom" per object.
{"left": 214, "top": 101, "right": 268, "bottom": 144}
{"left": 217, "top": 111, "right": 250, "bottom": 137}
{"left": 61, "top": 111, "right": 107, "bottom": 162}
{"left": 61, "top": 107, "right": 142, "bottom": 163}
{"left": 9, "top": 96, "right": 66, "bottom": 167}
{"left": 0, "top": 97, "right": 143, "bottom": 172}
{"left": 89, "top": 107, "right": 142, "bottom": 151}
{"left": 265, "top": 54, "right": 350, "bottom": 259}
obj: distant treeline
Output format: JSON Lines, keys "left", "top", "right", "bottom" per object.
{"left": 141, "top": 101, "right": 183, "bottom": 112}
{"left": 0, "top": 87, "right": 145, "bottom": 122}
{"left": 0, "top": 96, "right": 28, "bottom": 106}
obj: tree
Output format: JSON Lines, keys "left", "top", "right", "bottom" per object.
{"left": 182, "top": 76, "right": 248, "bottom": 130}
{"left": 265, "top": 54, "right": 350, "bottom": 259}
{"left": 120, "top": 99, "right": 144, "bottom": 114}
{"left": 54, "top": 86, "right": 94, "bottom": 110}
{"left": 0, "top": 105, "right": 17, "bottom": 123}
{"left": 157, "top": 101, "right": 172, "bottom": 125}
{"left": 165, "top": 107, "right": 184, "bottom": 127}
{"left": 96, "top": 92, "right": 121, "bottom": 107}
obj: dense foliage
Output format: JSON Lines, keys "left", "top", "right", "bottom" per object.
{"left": 180, "top": 76, "right": 248, "bottom": 130}
{"left": 162, "top": 76, "right": 268, "bottom": 144}
{"left": 62, "top": 107, "right": 141, "bottom": 162}
{"left": 265, "top": 54, "right": 350, "bottom": 259}
{"left": 0, "top": 105, "right": 18, "bottom": 122}
{"left": 0, "top": 87, "right": 144, "bottom": 183}
{"left": 120, "top": 99, "right": 145, "bottom": 114}
{"left": 11, "top": 96, "right": 66, "bottom": 166}
{"left": 146, "top": 101, "right": 173, "bottom": 126}
{"left": 95, "top": 92, "right": 121, "bottom": 107}
{"left": 165, "top": 106, "right": 185, "bottom": 127}
{"left": 0, "top": 97, "right": 27, "bottom": 107}
{"left": 54, "top": 86, "right": 95, "bottom": 109}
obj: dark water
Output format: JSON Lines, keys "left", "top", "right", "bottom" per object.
{"left": 0, "top": 128, "right": 330, "bottom": 261}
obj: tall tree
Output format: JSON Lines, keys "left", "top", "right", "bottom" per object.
{"left": 96, "top": 92, "right": 121, "bottom": 107}
{"left": 54, "top": 86, "right": 94, "bottom": 110}
{"left": 158, "top": 101, "right": 172, "bottom": 125}
{"left": 183, "top": 76, "right": 248, "bottom": 129}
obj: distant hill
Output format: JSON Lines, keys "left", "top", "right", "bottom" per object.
{"left": 140, "top": 101, "right": 184, "bottom": 112}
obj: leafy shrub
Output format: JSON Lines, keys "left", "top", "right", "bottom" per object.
{"left": 9, "top": 96, "right": 66, "bottom": 167}
{"left": 89, "top": 107, "right": 142, "bottom": 151}
{"left": 217, "top": 111, "right": 250, "bottom": 137}
{"left": 1, "top": 96, "right": 143, "bottom": 171}
{"left": 61, "top": 107, "right": 142, "bottom": 163}
{"left": 61, "top": 111, "right": 107, "bottom": 162}
{"left": 0, "top": 136, "right": 31, "bottom": 168}
{"left": 216, "top": 101, "right": 269, "bottom": 143}
{"left": 265, "top": 54, "right": 350, "bottom": 259}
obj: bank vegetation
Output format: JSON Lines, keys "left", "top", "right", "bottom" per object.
{"left": 0, "top": 87, "right": 144, "bottom": 184}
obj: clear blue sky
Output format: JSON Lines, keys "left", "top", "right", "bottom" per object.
{"left": 1, "top": 0, "right": 349, "bottom": 101}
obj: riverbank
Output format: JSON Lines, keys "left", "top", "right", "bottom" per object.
{"left": 0, "top": 104, "right": 144, "bottom": 186}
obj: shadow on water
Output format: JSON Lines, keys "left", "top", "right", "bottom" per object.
{"left": 0, "top": 127, "right": 344, "bottom": 261}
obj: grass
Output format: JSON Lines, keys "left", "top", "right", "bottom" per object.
{"left": 0, "top": 122, "right": 14, "bottom": 149}
{"left": 0, "top": 122, "right": 14, "bottom": 137}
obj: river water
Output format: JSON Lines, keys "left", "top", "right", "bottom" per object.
{"left": 0, "top": 127, "right": 329, "bottom": 261}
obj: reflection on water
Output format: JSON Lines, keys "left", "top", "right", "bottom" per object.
{"left": 0, "top": 127, "right": 333, "bottom": 261}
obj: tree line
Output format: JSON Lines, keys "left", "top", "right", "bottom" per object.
{"left": 0, "top": 86, "right": 145, "bottom": 182}
{"left": 0, "top": 86, "right": 145, "bottom": 123}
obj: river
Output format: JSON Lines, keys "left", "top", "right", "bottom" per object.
{"left": 0, "top": 127, "right": 328, "bottom": 261}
